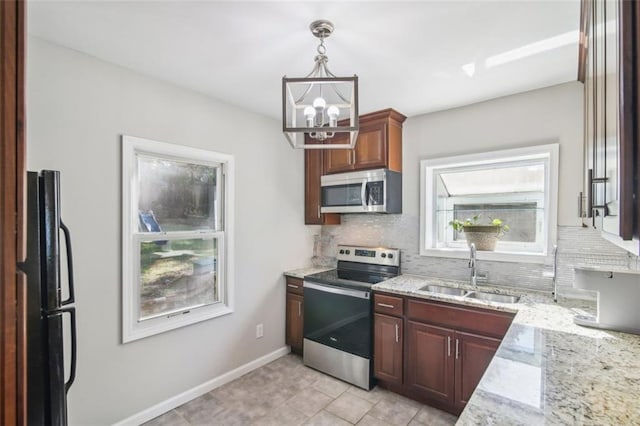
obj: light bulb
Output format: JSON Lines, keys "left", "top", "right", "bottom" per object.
{"left": 312, "top": 97, "right": 326, "bottom": 110}
{"left": 327, "top": 105, "right": 339, "bottom": 127}
{"left": 304, "top": 106, "right": 316, "bottom": 127}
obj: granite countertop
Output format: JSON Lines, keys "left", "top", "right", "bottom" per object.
{"left": 373, "top": 275, "right": 640, "bottom": 425}
{"left": 283, "top": 266, "right": 335, "bottom": 279}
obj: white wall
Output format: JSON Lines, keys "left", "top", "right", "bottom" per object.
{"left": 403, "top": 81, "right": 584, "bottom": 226}
{"left": 27, "top": 37, "right": 317, "bottom": 425}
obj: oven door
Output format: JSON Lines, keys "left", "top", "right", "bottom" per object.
{"left": 303, "top": 281, "right": 372, "bottom": 359}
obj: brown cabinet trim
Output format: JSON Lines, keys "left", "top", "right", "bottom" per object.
{"left": 618, "top": 0, "right": 638, "bottom": 240}
{"left": 1, "top": 0, "right": 26, "bottom": 424}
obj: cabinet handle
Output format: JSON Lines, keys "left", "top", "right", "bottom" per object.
{"left": 395, "top": 323, "right": 399, "bottom": 343}
{"left": 455, "top": 339, "right": 460, "bottom": 360}
{"left": 287, "top": 284, "right": 299, "bottom": 289}
{"left": 298, "top": 301, "right": 301, "bottom": 317}
{"left": 588, "top": 168, "right": 609, "bottom": 220}
{"left": 377, "top": 303, "right": 395, "bottom": 309}
{"left": 447, "top": 336, "right": 451, "bottom": 357}
{"left": 587, "top": 169, "right": 595, "bottom": 218}
{"left": 317, "top": 205, "right": 321, "bottom": 218}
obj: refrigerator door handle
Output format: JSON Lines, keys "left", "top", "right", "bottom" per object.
{"left": 60, "top": 220, "right": 75, "bottom": 306}
{"left": 57, "top": 306, "right": 77, "bottom": 393}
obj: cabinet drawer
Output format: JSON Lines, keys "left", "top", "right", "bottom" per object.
{"left": 285, "top": 277, "right": 304, "bottom": 295}
{"left": 374, "top": 293, "right": 404, "bottom": 316}
{"left": 407, "top": 298, "right": 513, "bottom": 339}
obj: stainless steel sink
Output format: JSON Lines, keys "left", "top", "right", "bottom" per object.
{"left": 419, "top": 285, "right": 467, "bottom": 296}
{"left": 465, "top": 291, "right": 520, "bottom": 303}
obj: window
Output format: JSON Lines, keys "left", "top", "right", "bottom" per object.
{"left": 420, "top": 144, "right": 558, "bottom": 263}
{"left": 122, "top": 135, "right": 234, "bottom": 342}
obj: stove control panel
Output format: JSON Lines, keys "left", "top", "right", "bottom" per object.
{"left": 337, "top": 245, "right": 400, "bottom": 267}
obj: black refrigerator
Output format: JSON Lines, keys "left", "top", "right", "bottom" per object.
{"left": 19, "top": 170, "right": 77, "bottom": 426}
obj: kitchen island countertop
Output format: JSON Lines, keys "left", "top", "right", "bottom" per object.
{"left": 373, "top": 274, "right": 640, "bottom": 425}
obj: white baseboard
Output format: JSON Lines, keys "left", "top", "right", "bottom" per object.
{"left": 112, "top": 346, "right": 291, "bottom": 426}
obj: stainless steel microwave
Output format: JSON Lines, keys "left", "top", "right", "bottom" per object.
{"left": 320, "top": 168, "right": 402, "bottom": 214}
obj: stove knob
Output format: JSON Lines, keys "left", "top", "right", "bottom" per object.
{"left": 339, "top": 249, "right": 345, "bottom": 254}
{"left": 388, "top": 253, "right": 394, "bottom": 259}
{"left": 345, "top": 250, "right": 351, "bottom": 255}
{"left": 381, "top": 253, "right": 387, "bottom": 258}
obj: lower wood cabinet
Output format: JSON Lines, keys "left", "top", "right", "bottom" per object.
{"left": 373, "top": 313, "right": 403, "bottom": 384}
{"left": 285, "top": 277, "right": 304, "bottom": 354}
{"left": 454, "top": 330, "right": 500, "bottom": 411}
{"left": 373, "top": 292, "right": 514, "bottom": 416}
{"left": 405, "top": 321, "right": 455, "bottom": 405}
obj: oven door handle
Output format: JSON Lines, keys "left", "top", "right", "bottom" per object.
{"left": 304, "top": 281, "right": 370, "bottom": 300}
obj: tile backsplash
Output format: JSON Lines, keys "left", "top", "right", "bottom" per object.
{"left": 321, "top": 214, "right": 638, "bottom": 298}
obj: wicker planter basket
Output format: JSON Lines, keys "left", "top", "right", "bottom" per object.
{"left": 463, "top": 225, "right": 502, "bottom": 251}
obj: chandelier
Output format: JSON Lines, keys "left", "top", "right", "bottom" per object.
{"left": 282, "top": 20, "right": 359, "bottom": 149}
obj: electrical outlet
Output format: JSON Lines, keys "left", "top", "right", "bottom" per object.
{"left": 256, "top": 323, "right": 264, "bottom": 338}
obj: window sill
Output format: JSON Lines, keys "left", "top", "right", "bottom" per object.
{"left": 420, "top": 247, "right": 547, "bottom": 264}
{"left": 123, "top": 304, "right": 234, "bottom": 343}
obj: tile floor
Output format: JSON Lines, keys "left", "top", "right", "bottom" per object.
{"left": 144, "top": 354, "right": 458, "bottom": 426}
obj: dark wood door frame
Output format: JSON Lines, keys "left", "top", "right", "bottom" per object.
{"left": 1, "top": 0, "right": 26, "bottom": 425}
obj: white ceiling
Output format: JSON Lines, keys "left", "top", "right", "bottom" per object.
{"left": 27, "top": 0, "right": 581, "bottom": 119}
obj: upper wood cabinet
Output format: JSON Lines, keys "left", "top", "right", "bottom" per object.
{"left": 324, "top": 108, "right": 406, "bottom": 174}
{"left": 304, "top": 147, "right": 341, "bottom": 225}
{"left": 580, "top": 0, "right": 640, "bottom": 254}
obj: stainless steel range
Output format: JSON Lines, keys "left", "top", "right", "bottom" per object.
{"left": 303, "top": 245, "right": 401, "bottom": 389}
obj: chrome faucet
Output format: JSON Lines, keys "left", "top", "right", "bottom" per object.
{"left": 469, "top": 243, "right": 478, "bottom": 287}
{"left": 469, "top": 243, "right": 487, "bottom": 287}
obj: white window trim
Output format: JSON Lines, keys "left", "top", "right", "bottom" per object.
{"left": 419, "top": 143, "right": 559, "bottom": 264}
{"left": 122, "top": 135, "right": 235, "bottom": 343}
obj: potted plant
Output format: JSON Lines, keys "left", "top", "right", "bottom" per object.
{"left": 449, "top": 215, "right": 510, "bottom": 251}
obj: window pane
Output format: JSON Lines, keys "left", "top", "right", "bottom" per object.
{"left": 139, "top": 238, "right": 218, "bottom": 321}
{"left": 440, "top": 164, "right": 544, "bottom": 196}
{"left": 138, "top": 156, "right": 218, "bottom": 232}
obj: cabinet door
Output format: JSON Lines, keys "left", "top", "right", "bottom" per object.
{"left": 304, "top": 147, "right": 340, "bottom": 225}
{"left": 454, "top": 331, "right": 500, "bottom": 411}
{"left": 286, "top": 293, "right": 304, "bottom": 354}
{"left": 353, "top": 121, "right": 388, "bottom": 171}
{"left": 405, "top": 321, "right": 455, "bottom": 405}
{"left": 373, "top": 313, "right": 403, "bottom": 384}
{"left": 601, "top": 0, "right": 619, "bottom": 235}
{"left": 323, "top": 133, "right": 353, "bottom": 174}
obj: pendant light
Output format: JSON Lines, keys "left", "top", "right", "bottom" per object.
{"left": 282, "top": 20, "right": 359, "bottom": 149}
